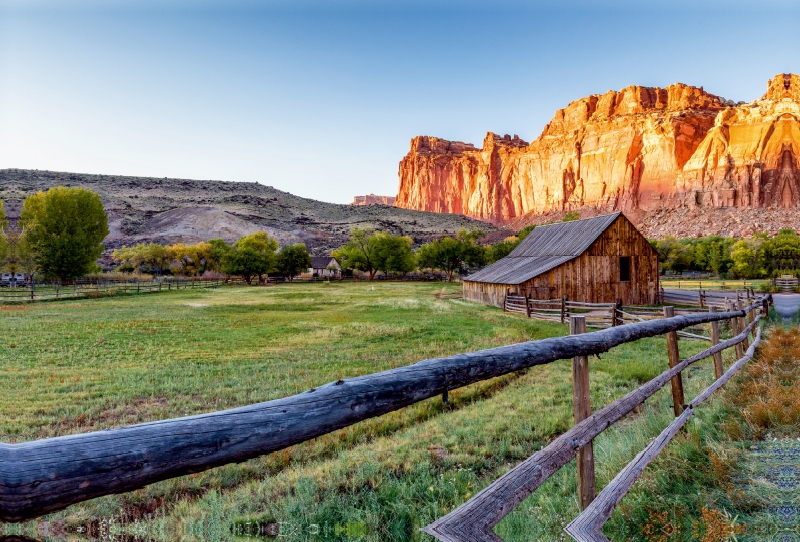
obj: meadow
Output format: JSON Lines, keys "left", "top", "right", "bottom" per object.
{"left": 0, "top": 282, "right": 740, "bottom": 541}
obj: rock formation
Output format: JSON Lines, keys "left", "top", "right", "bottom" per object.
{"left": 396, "top": 74, "right": 800, "bottom": 224}
{"left": 352, "top": 194, "right": 396, "bottom": 205}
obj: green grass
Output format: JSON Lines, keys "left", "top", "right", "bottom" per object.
{"left": 0, "top": 282, "right": 729, "bottom": 541}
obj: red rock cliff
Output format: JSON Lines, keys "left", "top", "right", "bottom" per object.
{"left": 396, "top": 76, "right": 800, "bottom": 224}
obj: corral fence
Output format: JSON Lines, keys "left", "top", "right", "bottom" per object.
{"left": 503, "top": 289, "right": 766, "bottom": 341}
{"left": 0, "top": 278, "right": 223, "bottom": 303}
{"left": 0, "top": 296, "right": 771, "bottom": 541}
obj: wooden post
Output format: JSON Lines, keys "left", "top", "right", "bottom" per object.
{"left": 525, "top": 295, "right": 531, "bottom": 318}
{"left": 709, "top": 306, "right": 723, "bottom": 379}
{"left": 613, "top": 300, "right": 622, "bottom": 326}
{"left": 728, "top": 300, "right": 744, "bottom": 358}
{"left": 737, "top": 300, "right": 749, "bottom": 350}
{"left": 561, "top": 296, "right": 566, "bottom": 324}
{"left": 663, "top": 306, "right": 685, "bottom": 416}
{"left": 763, "top": 297, "right": 770, "bottom": 318}
{"left": 570, "top": 316, "right": 595, "bottom": 510}
{"left": 699, "top": 289, "right": 704, "bottom": 309}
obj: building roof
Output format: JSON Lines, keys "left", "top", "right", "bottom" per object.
{"left": 310, "top": 256, "right": 338, "bottom": 269}
{"left": 464, "top": 213, "right": 622, "bottom": 285}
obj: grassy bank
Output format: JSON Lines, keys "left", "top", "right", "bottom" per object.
{"left": 0, "top": 282, "right": 731, "bottom": 540}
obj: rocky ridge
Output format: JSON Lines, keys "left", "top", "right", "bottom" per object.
{"left": 396, "top": 73, "right": 800, "bottom": 237}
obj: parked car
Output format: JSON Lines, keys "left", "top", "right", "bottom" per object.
{"left": 0, "top": 273, "right": 11, "bottom": 287}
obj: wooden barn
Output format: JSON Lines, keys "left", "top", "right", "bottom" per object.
{"left": 463, "top": 213, "right": 659, "bottom": 307}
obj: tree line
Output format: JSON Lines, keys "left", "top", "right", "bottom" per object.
{"left": 650, "top": 229, "right": 800, "bottom": 279}
{"left": 112, "top": 234, "right": 312, "bottom": 284}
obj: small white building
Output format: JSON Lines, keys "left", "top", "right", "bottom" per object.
{"left": 309, "top": 257, "right": 341, "bottom": 277}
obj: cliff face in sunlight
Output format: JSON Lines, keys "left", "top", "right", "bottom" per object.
{"left": 397, "top": 74, "right": 800, "bottom": 227}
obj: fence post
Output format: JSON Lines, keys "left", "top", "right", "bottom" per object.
{"left": 570, "top": 316, "right": 595, "bottom": 510}
{"left": 560, "top": 296, "right": 566, "bottom": 324}
{"left": 699, "top": 289, "right": 705, "bottom": 309}
{"left": 727, "top": 299, "right": 744, "bottom": 358}
{"left": 709, "top": 306, "right": 724, "bottom": 379}
{"left": 762, "top": 297, "right": 770, "bottom": 319}
{"left": 525, "top": 295, "right": 531, "bottom": 318}
{"left": 613, "top": 299, "right": 622, "bottom": 326}
{"left": 659, "top": 286, "right": 665, "bottom": 304}
{"left": 663, "top": 306, "right": 685, "bottom": 416}
{"left": 737, "top": 300, "right": 749, "bottom": 350}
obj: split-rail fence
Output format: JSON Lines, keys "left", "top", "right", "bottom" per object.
{"left": 0, "top": 295, "right": 770, "bottom": 542}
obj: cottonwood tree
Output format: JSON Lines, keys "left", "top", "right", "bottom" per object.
{"left": 113, "top": 243, "right": 170, "bottom": 275}
{"left": 373, "top": 234, "right": 415, "bottom": 277}
{"left": 20, "top": 187, "right": 109, "bottom": 281}
{"left": 417, "top": 228, "right": 486, "bottom": 281}
{"left": 333, "top": 227, "right": 381, "bottom": 280}
{"left": 275, "top": 243, "right": 311, "bottom": 281}
{"left": 223, "top": 231, "right": 279, "bottom": 284}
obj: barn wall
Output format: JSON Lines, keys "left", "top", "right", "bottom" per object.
{"left": 463, "top": 215, "right": 659, "bottom": 306}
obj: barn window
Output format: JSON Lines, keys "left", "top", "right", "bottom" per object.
{"left": 619, "top": 257, "right": 631, "bottom": 282}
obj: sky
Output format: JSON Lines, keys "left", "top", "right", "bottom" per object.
{"left": 2, "top": 1, "right": 800, "bottom": 203}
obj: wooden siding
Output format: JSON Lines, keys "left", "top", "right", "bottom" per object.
{"left": 463, "top": 215, "right": 659, "bottom": 307}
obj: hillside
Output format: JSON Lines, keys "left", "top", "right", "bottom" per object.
{"left": 0, "top": 169, "right": 496, "bottom": 255}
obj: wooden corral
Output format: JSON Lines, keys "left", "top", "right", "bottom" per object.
{"left": 463, "top": 213, "right": 659, "bottom": 307}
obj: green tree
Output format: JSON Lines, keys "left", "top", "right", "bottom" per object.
{"left": 486, "top": 238, "right": 519, "bottom": 264}
{"left": 518, "top": 225, "right": 535, "bottom": 240}
{"left": 373, "top": 234, "right": 416, "bottom": 277}
{"left": 333, "top": 227, "right": 382, "bottom": 280}
{"left": 417, "top": 228, "right": 485, "bottom": 281}
{"left": 207, "top": 239, "right": 233, "bottom": 272}
{"left": 763, "top": 229, "right": 800, "bottom": 273}
{"left": 275, "top": 243, "right": 312, "bottom": 281}
{"left": 20, "top": 187, "right": 109, "bottom": 281}
{"left": 688, "top": 235, "right": 734, "bottom": 275}
{"left": 223, "top": 232, "right": 279, "bottom": 284}
{"left": 0, "top": 199, "right": 8, "bottom": 264}
{"left": 563, "top": 211, "right": 580, "bottom": 222}
{"left": 730, "top": 234, "right": 768, "bottom": 279}
{"left": 651, "top": 236, "right": 693, "bottom": 273}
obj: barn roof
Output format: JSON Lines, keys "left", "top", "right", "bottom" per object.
{"left": 464, "top": 212, "right": 622, "bottom": 285}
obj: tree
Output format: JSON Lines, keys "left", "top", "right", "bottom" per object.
{"left": 687, "top": 235, "right": 734, "bottom": 275}
{"left": 486, "top": 237, "right": 519, "bottom": 264}
{"left": 113, "top": 243, "right": 170, "bottom": 274}
{"left": 373, "top": 234, "right": 416, "bottom": 277}
{"left": 651, "top": 236, "right": 693, "bottom": 273}
{"left": 207, "top": 239, "right": 233, "bottom": 272}
{"left": 275, "top": 243, "right": 311, "bottom": 281}
{"left": 333, "top": 227, "right": 382, "bottom": 280}
{"left": 167, "top": 242, "right": 212, "bottom": 276}
{"left": 0, "top": 199, "right": 8, "bottom": 265}
{"left": 517, "top": 225, "right": 535, "bottom": 241}
{"left": 763, "top": 229, "right": 800, "bottom": 273}
{"left": 730, "top": 233, "right": 767, "bottom": 279}
{"left": 223, "top": 232, "right": 278, "bottom": 284}
{"left": 20, "top": 187, "right": 109, "bottom": 281}
{"left": 417, "top": 228, "right": 486, "bottom": 281}
{"left": 563, "top": 211, "right": 580, "bottom": 222}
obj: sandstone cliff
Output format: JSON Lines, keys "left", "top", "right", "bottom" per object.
{"left": 396, "top": 75, "right": 800, "bottom": 225}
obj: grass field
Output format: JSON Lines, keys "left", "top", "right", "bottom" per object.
{"left": 0, "top": 282, "right": 739, "bottom": 541}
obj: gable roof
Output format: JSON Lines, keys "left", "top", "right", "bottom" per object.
{"left": 310, "top": 256, "right": 338, "bottom": 269}
{"left": 464, "top": 213, "right": 622, "bottom": 285}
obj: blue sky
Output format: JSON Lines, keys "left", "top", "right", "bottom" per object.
{"left": 2, "top": 1, "right": 800, "bottom": 203}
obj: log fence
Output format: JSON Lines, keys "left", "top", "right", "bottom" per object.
{"left": 0, "top": 279, "right": 224, "bottom": 303}
{"left": 0, "top": 296, "right": 770, "bottom": 533}
{"left": 424, "top": 301, "right": 766, "bottom": 541}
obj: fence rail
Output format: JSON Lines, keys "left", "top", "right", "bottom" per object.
{"left": 0, "top": 279, "right": 223, "bottom": 302}
{"left": 424, "top": 298, "right": 766, "bottom": 541}
{"left": 0, "top": 295, "right": 768, "bottom": 524}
